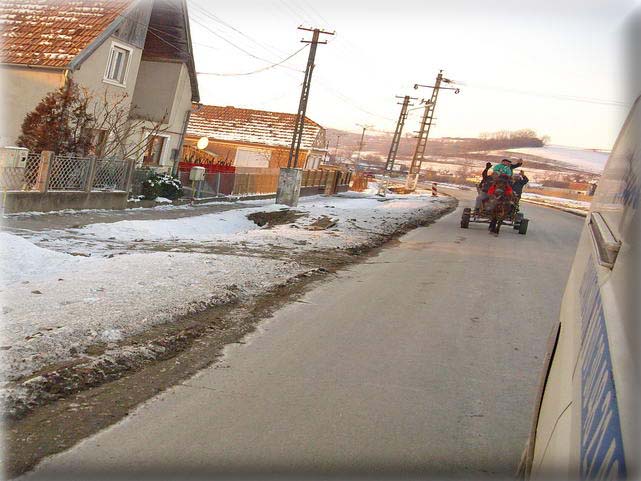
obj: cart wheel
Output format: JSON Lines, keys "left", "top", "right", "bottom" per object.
{"left": 518, "top": 218, "right": 529, "bottom": 235}
{"left": 461, "top": 213, "right": 470, "bottom": 228}
{"left": 513, "top": 212, "right": 523, "bottom": 229}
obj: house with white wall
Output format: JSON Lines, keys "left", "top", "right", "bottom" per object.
{"left": 185, "top": 105, "right": 327, "bottom": 171}
{"left": 0, "top": 0, "right": 199, "bottom": 171}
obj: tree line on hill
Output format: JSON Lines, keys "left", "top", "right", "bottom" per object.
{"left": 326, "top": 128, "right": 549, "bottom": 161}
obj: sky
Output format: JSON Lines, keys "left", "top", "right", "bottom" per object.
{"left": 188, "top": 0, "right": 638, "bottom": 150}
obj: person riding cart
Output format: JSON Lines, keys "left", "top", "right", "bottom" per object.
{"left": 488, "top": 174, "right": 514, "bottom": 201}
{"left": 510, "top": 170, "right": 529, "bottom": 215}
{"left": 474, "top": 162, "right": 493, "bottom": 214}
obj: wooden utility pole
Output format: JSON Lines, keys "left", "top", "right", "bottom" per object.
{"left": 333, "top": 133, "right": 343, "bottom": 161}
{"left": 406, "top": 70, "right": 460, "bottom": 189}
{"left": 354, "top": 123, "right": 372, "bottom": 166}
{"left": 378, "top": 95, "right": 415, "bottom": 196}
{"left": 288, "top": 27, "right": 334, "bottom": 168}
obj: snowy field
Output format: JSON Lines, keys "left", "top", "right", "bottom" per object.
{"left": 1, "top": 193, "right": 454, "bottom": 391}
{"left": 505, "top": 145, "right": 609, "bottom": 173}
{"left": 521, "top": 192, "right": 591, "bottom": 215}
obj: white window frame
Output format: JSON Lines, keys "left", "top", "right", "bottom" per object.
{"left": 103, "top": 41, "right": 133, "bottom": 87}
{"left": 143, "top": 132, "right": 171, "bottom": 166}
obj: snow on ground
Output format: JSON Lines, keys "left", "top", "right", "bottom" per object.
{"left": 505, "top": 145, "right": 609, "bottom": 173}
{"left": 521, "top": 192, "right": 591, "bottom": 215}
{"left": 78, "top": 203, "right": 272, "bottom": 241}
{"left": 1, "top": 251, "right": 297, "bottom": 381}
{"left": 1, "top": 193, "right": 454, "bottom": 384}
{"left": 0, "top": 233, "right": 87, "bottom": 284}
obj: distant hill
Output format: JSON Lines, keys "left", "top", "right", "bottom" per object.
{"left": 504, "top": 146, "right": 609, "bottom": 173}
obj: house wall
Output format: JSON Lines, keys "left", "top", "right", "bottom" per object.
{"left": 130, "top": 61, "right": 182, "bottom": 123}
{"left": 184, "top": 137, "right": 310, "bottom": 170}
{"left": 0, "top": 66, "right": 65, "bottom": 146}
{"left": 70, "top": 34, "right": 144, "bottom": 122}
{"left": 132, "top": 63, "right": 192, "bottom": 170}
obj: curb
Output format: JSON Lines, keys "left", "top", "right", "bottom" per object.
{"left": 520, "top": 199, "right": 588, "bottom": 218}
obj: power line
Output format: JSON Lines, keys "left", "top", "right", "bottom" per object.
{"left": 456, "top": 81, "right": 627, "bottom": 107}
{"left": 196, "top": 45, "right": 307, "bottom": 76}
{"left": 189, "top": 2, "right": 289, "bottom": 58}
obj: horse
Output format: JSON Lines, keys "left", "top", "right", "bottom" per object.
{"left": 485, "top": 186, "right": 513, "bottom": 235}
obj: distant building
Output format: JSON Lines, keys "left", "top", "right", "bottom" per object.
{"left": 185, "top": 105, "right": 327, "bottom": 170}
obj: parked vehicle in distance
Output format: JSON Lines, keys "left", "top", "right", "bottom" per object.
{"left": 520, "top": 96, "right": 639, "bottom": 480}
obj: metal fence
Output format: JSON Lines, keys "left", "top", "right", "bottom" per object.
{"left": 179, "top": 169, "right": 352, "bottom": 199}
{"left": 0, "top": 153, "right": 43, "bottom": 191}
{"left": 0, "top": 151, "right": 133, "bottom": 193}
{"left": 179, "top": 171, "right": 278, "bottom": 198}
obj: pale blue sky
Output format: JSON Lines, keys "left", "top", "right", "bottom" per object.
{"left": 189, "top": 0, "right": 637, "bottom": 150}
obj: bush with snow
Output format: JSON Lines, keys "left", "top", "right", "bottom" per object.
{"left": 141, "top": 173, "right": 183, "bottom": 201}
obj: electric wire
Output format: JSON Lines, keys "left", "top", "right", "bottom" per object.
{"left": 455, "top": 81, "right": 627, "bottom": 107}
{"left": 196, "top": 45, "right": 307, "bottom": 76}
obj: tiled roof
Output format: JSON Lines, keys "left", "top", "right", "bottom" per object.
{"left": 0, "top": 0, "right": 131, "bottom": 67}
{"left": 186, "top": 105, "right": 324, "bottom": 150}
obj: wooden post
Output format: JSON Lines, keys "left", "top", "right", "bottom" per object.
{"left": 35, "top": 151, "right": 54, "bottom": 193}
{"left": 124, "top": 159, "right": 135, "bottom": 193}
{"left": 324, "top": 171, "right": 337, "bottom": 195}
{"left": 85, "top": 157, "right": 98, "bottom": 192}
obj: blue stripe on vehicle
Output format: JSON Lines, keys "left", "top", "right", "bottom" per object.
{"left": 579, "top": 262, "right": 626, "bottom": 480}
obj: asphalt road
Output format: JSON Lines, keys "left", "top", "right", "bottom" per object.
{"left": 26, "top": 189, "right": 585, "bottom": 479}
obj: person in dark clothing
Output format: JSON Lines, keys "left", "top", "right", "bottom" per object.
{"left": 508, "top": 158, "right": 523, "bottom": 174}
{"left": 474, "top": 162, "right": 493, "bottom": 212}
{"left": 512, "top": 170, "right": 529, "bottom": 198}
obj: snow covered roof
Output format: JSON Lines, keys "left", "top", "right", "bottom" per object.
{"left": 0, "top": 0, "right": 132, "bottom": 67}
{"left": 186, "top": 105, "right": 325, "bottom": 150}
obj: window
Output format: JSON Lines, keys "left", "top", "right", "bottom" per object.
{"left": 144, "top": 135, "right": 167, "bottom": 165}
{"left": 104, "top": 43, "right": 131, "bottom": 85}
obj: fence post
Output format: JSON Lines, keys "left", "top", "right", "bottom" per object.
{"left": 35, "top": 151, "right": 54, "bottom": 193}
{"left": 125, "top": 160, "right": 135, "bottom": 193}
{"left": 215, "top": 173, "right": 221, "bottom": 195}
{"left": 85, "top": 157, "right": 98, "bottom": 192}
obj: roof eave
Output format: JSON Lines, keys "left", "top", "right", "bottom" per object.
{"left": 185, "top": 133, "right": 316, "bottom": 151}
{"left": 180, "top": 0, "right": 200, "bottom": 102}
{"left": 0, "top": 62, "right": 67, "bottom": 71}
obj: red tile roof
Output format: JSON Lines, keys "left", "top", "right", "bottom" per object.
{"left": 186, "top": 105, "right": 324, "bottom": 150}
{"left": 0, "top": 0, "right": 131, "bottom": 67}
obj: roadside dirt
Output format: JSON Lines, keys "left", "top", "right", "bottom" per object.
{"left": 4, "top": 198, "right": 457, "bottom": 479}
{"left": 246, "top": 208, "right": 306, "bottom": 227}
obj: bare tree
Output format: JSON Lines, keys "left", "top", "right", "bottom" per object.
{"left": 87, "top": 88, "right": 169, "bottom": 162}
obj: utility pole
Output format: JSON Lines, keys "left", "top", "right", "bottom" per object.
{"left": 354, "top": 123, "right": 372, "bottom": 168}
{"left": 287, "top": 26, "right": 334, "bottom": 169}
{"left": 378, "top": 95, "right": 415, "bottom": 196}
{"left": 333, "top": 133, "right": 343, "bottom": 161}
{"left": 406, "top": 69, "right": 460, "bottom": 190}
{"left": 277, "top": 26, "right": 333, "bottom": 207}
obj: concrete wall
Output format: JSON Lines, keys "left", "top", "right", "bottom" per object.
{"left": 1, "top": 191, "right": 128, "bottom": 214}
{"left": 0, "top": 66, "right": 65, "bottom": 146}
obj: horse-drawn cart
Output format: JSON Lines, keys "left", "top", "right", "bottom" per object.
{"left": 460, "top": 201, "right": 529, "bottom": 235}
